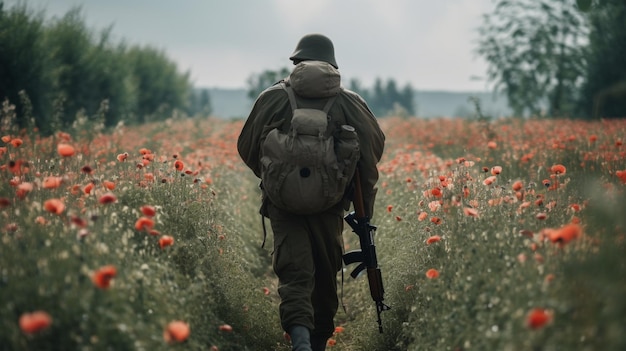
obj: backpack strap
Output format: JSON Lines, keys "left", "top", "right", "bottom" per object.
{"left": 280, "top": 82, "right": 339, "bottom": 113}
{"left": 281, "top": 82, "right": 299, "bottom": 111}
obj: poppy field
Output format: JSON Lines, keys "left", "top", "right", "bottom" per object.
{"left": 1, "top": 105, "right": 625, "bottom": 350}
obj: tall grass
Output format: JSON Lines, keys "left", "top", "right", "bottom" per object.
{"left": 1, "top": 112, "right": 625, "bottom": 350}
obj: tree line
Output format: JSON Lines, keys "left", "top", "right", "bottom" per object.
{"left": 0, "top": 3, "right": 211, "bottom": 135}
{"left": 246, "top": 68, "right": 416, "bottom": 118}
{"left": 477, "top": 0, "right": 626, "bottom": 118}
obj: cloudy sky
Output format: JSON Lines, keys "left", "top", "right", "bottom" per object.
{"left": 9, "top": 0, "right": 497, "bottom": 92}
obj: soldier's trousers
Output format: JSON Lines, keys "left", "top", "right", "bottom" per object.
{"left": 267, "top": 203, "right": 344, "bottom": 340}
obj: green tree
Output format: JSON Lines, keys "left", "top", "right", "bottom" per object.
{"left": 577, "top": 0, "right": 626, "bottom": 118}
{"left": 0, "top": 2, "right": 52, "bottom": 131}
{"left": 477, "top": 0, "right": 588, "bottom": 117}
{"left": 246, "top": 67, "right": 290, "bottom": 100}
{"left": 124, "top": 45, "right": 192, "bottom": 123}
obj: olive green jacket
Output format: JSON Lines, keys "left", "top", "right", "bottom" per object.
{"left": 237, "top": 61, "right": 385, "bottom": 218}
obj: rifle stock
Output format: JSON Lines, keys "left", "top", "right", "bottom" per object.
{"left": 343, "top": 169, "right": 390, "bottom": 333}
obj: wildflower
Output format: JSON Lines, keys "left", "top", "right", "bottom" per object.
{"left": 425, "top": 268, "right": 440, "bottom": 279}
{"left": 550, "top": 164, "right": 566, "bottom": 175}
{"left": 490, "top": 166, "right": 502, "bottom": 175}
{"left": 83, "top": 182, "right": 94, "bottom": 194}
{"left": 487, "top": 141, "right": 497, "bottom": 149}
{"left": 418, "top": 211, "right": 428, "bottom": 221}
{"left": 463, "top": 207, "right": 479, "bottom": 217}
{"left": 616, "top": 170, "right": 626, "bottom": 184}
{"left": 334, "top": 326, "right": 345, "bottom": 334}
{"left": 327, "top": 339, "right": 337, "bottom": 346}
{"left": 81, "top": 165, "right": 93, "bottom": 174}
{"left": 483, "top": 176, "right": 497, "bottom": 186}
{"left": 1, "top": 135, "right": 10, "bottom": 143}
{"left": 163, "top": 320, "right": 190, "bottom": 343}
{"left": 395, "top": 216, "right": 402, "bottom": 221}
{"left": 98, "top": 192, "right": 117, "bottom": 204}
{"left": 42, "top": 176, "right": 63, "bottom": 189}
{"left": 0, "top": 197, "right": 11, "bottom": 208}
{"left": 43, "top": 198, "right": 65, "bottom": 215}
{"left": 159, "top": 235, "right": 174, "bottom": 249}
{"left": 10, "top": 138, "right": 23, "bottom": 147}
{"left": 139, "top": 148, "right": 151, "bottom": 155}
{"left": 512, "top": 180, "right": 523, "bottom": 192}
{"left": 541, "top": 179, "right": 551, "bottom": 188}
{"left": 16, "top": 182, "right": 33, "bottom": 199}
{"left": 218, "top": 324, "right": 233, "bottom": 332}
{"left": 526, "top": 308, "right": 552, "bottom": 329}
{"left": 102, "top": 181, "right": 116, "bottom": 190}
{"left": 135, "top": 217, "right": 155, "bottom": 231}
{"left": 174, "top": 160, "right": 185, "bottom": 171}
{"left": 430, "top": 217, "right": 442, "bottom": 225}
{"left": 19, "top": 311, "right": 52, "bottom": 334}
{"left": 386, "top": 205, "right": 393, "bottom": 212}
{"left": 116, "top": 153, "right": 128, "bottom": 162}
{"left": 426, "top": 235, "right": 441, "bottom": 245}
{"left": 430, "top": 188, "right": 442, "bottom": 198}
{"left": 92, "top": 265, "right": 117, "bottom": 289}
{"left": 548, "top": 223, "right": 582, "bottom": 245}
{"left": 536, "top": 212, "right": 547, "bottom": 220}
{"left": 140, "top": 205, "right": 157, "bottom": 217}
{"left": 57, "top": 143, "right": 75, "bottom": 157}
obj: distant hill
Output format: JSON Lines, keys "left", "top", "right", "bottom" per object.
{"left": 205, "top": 88, "right": 512, "bottom": 119}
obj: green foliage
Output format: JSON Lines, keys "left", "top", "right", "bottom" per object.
{"left": 350, "top": 78, "right": 416, "bottom": 117}
{"left": 477, "top": 0, "right": 589, "bottom": 117}
{"left": 246, "top": 67, "right": 291, "bottom": 101}
{"left": 578, "top": 0, "right": 626, "bottom": 118}
{"left": 0, "top": 3, "right": 192, "bottom": 134}
{"left": 0, "top": 3, "right": 52, "bottom": 130}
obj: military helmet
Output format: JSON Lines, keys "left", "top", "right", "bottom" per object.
{"left": 289, "top": 34, "right": 338, "bottom": 69}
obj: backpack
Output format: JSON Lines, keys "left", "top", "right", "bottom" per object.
{"left": 260, "top": 82, "right": 360, "bottom": 214}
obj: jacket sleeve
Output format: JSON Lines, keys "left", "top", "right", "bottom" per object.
{"left": 237, "top": 88, "right": 288, "bottom": 178}
{"left": 342, "top": 91, "right": 386, "bottom": 219}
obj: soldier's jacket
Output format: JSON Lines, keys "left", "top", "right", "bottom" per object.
{"left": 237, "top": 60, "right": 385, "bottom": 218}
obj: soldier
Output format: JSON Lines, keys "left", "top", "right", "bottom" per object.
{"left": 237, "top": 33, "right": 385, "bottom": 351}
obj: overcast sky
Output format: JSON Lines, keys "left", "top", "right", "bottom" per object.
{"left": 9, "top": 0, "right": 497, "bottom": 92}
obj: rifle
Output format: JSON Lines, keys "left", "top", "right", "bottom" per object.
{"left": 343, "top": 169, "right": 391, "bottom": 333}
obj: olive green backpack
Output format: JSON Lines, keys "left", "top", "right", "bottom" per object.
{"left": 260, "top": 83, "right": 360, "bottom": 214}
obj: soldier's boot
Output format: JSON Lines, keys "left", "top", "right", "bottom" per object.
{"left": 289, "top": 325, "right": 312, "bottom": 351}
{"left": 311, "top": 335, "right": 328, "bottom": 351}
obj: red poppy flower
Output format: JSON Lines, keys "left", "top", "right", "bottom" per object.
{"left": 616, "top": 170, "right": 626, "bottom": 184}
{"left": 135, "top": 217, "right": 155, "bottom": 231}
{"left": 42, "top": 176, "right": 63, "bottom": 189}
{"left": 163, "top": 320, "right": 190, "bottom": 343}
{"left": 490, "top": 166, "right": 502, "bottom": 175}
{"left": 425, "top": 268, "right": 440, "bottom": 279}
{"left": 102, "top": 181, "right": 116, "bottom": 190}
{"left": 92, "top": 265, "right": 117, "bottom": 289}
{"left": 386, "top": 205, "right": 393, "bottom": 212}
{"left": 550, "top": 164, "right": 566, "bottom": 175}
{"left": 416, "top": 211, "right": 427, "bottom": 221}
{"left": 83, "top": 182, "right": 94, "bottom": 194}
{"left": 430, "top": 217, "right": 442, "bottom": 225}
{"left": 141, "top": 205, "right": 156, "bottom": 217}
{"left": 116, "top": 153, "right": 128, "bottom": 162}
{"left": 548, "top": 223, "right": 582, "bottom": 245}
{"left": 174, "top": 160, "right": 185, "bottom": 171}
{"left": 512, "top": 180, "right": 523, "bottom": 192}
{"left": 19, "top": 311, "right": 52, "bottom": 334}
{"left": 10, "top": 138, "right": 23, "bottom": 147}
{"left": 426, "top": 235, "right": 441, "bottom": 245}
{"left": 57, "top": 143, "right": 75, "bottom": 157}
{"left": 43, "top": 198, "right": 65, "bottom": 215}
{"left": 526, "top": 308, "right": 552, "bottom": 329}
{"left": 98, "top": 192, "right": 117, "bottom": 204}
{"left": 463, "top": 207, "right": 479, "bottom": 217}
{"left": 218, "top": 324, "right": 233, "bottom": 332}
{"left": 159, "top": 235, "right": 174, "bottom": 249}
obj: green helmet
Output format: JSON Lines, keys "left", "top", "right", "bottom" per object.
{"left": 289, "top": 34, "right": 338, "bottom": 69}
